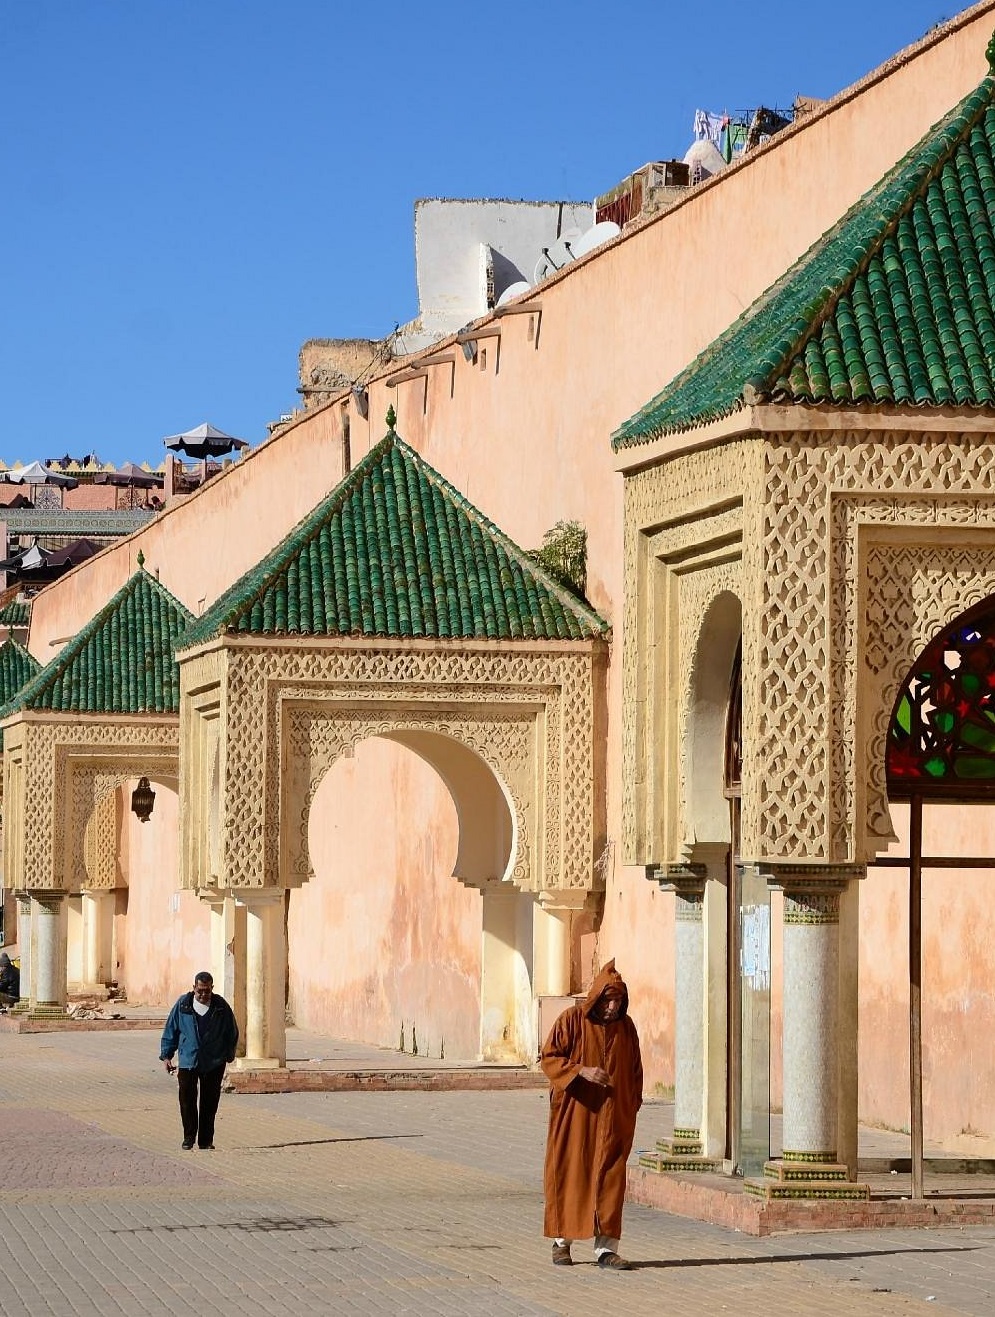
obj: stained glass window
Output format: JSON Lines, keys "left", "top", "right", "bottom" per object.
{"left": 888, "top": 599, "right": 995, "bottom": 786}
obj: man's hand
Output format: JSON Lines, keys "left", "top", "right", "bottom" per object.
{"left": 578, "top": 1065, "right": 610, "bottom": 1086}
{"left": 162, "top": 1058, "right": 176, "bottom": 1075}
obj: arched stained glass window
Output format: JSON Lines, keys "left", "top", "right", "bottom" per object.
{"left": 888, "top": 598, "right": 995, "bottom": 788}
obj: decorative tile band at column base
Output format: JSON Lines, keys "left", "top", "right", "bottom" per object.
{"left": 781, "top": 1148, "right": 838, "bottom": 1164}
{"left": 638, "top": 1149, "right": 722, "bottom": 1174}
{"left": 672, "top": 1126, "right": 701, "bottom": 1142}
{"left": 23, "top": 1006, "right": 70, "bottom": 1019}
{"left": 764, "top": 1158, "right": 849, "bottom": 1183}
{"left": 744, "top": 1177, "right": 870, "bottom": 1203}
{"left": 655, "top": 1136, "right": 704, "bottom": 1156}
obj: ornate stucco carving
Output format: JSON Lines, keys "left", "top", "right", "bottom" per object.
{"left": 1, "top": 716, "right": 179, "bottom": 892}
{"left": 179, "top": 639, "right": 606, "bottom": 897}
{"left": 624, "top": 426, "right": 995, "bottom": 869}
{"left": 622, "top": 442, "right": 755, "bottom": 864}
{"left": 83, "top": 788, "right": 120, "bottom": 890}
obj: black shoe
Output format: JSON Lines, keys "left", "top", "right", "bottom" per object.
{"left": 181, "top": 1140, "right": 194, "bottom": 1150}
{"left": 552, "top": 1243, "right": 572, "bottom": 1266}
{"left": 198, "top": 1144, "right": 215, "bottom": 1150}
{"left": 597, "top": 1252, "right": 633, "bottom": 1270}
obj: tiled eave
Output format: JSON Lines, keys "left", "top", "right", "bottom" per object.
{"left": 175, "top": 630, "right": 611, "bottom": 667}
{"left": 613, "top": 402, "right": 995, "bottom": 474}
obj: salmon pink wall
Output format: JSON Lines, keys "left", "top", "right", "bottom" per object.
{"left": 861, "top": 800, "right": 995, "bottom": 1141}
{"left": 288, "top": 738, "right": 482, "bottom": 1059}
{"left": 117, "top": 783, "right": 211, "bottom": 1006}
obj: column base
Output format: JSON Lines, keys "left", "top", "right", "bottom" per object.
{"left": 232, "top": 1056, "right": 283, "bottom": 1071}
{"left": 638, "top": 1148, "right": 722, "bottom": 1174}
{"left": 744, "top": 1158, "right": 869, "bottom": 1201}
{"left": 22, "top": 1006, "right": 71, "bottom": 1020}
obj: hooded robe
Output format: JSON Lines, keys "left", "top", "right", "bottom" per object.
{"left": 540, "top": 960, "right": 643, "bottom": 1240}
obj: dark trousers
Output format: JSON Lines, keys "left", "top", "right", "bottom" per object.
{"left": 177, "top": 1066, "right": 225, "bottom": 1147}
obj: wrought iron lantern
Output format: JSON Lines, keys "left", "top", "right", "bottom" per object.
{"left": 131, "top": 776, "right": 156, "bottom": 823}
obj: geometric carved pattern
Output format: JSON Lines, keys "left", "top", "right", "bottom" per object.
{"left": 180, "top": 638, "right": 606, "bottom": 896}
{"left": 763, "top": 433, "right": 995, "bottom": 861}
{"left": 622, "top": 444, "right": 753, "bottom": 863}
{"left": 1, "top": 714, "right": 178, "bottom": 892}
{"left": 623, "top": 424, "right": 995, "bottom": 867}
{"left": 83, "top": 789, "right": 119, "bottom": 890}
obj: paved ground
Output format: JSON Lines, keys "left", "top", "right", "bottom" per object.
{"left": 1, "top": 1028, "right": 994, "bottom": 1315}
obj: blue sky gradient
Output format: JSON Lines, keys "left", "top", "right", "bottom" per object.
{"left": 2, "top": 1, "right": 955, "bottom": 465}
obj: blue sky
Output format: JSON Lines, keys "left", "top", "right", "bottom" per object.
{"left": 2, "top": 1, "right": 956, "bottom": 466}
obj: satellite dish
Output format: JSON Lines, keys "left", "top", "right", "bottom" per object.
{"left": 564, "top": 221, "right": 621, "bottom": 261}
{"left": 534, "top": 228, "right": 583, "bottom": 282}
{"left": 496, "top": 280, "right": 532, "bottom": 307}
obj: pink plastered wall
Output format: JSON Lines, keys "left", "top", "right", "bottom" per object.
{"left": 117, "top": 783, "right": 211, "bottom": 1006}
{"left": 288, "top": 738, "right": 482, "bottom": 1058}
{"left": 860, "top": 800, "right": 995, "bottom": 1142}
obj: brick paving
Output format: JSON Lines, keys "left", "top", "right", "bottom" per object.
{"left": 0, "top": 1028, "right": 992, "bottom": 1315}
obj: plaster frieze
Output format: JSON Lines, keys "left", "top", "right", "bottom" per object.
{"left": 180, "top": 641, "right": 605, "bottom": 898}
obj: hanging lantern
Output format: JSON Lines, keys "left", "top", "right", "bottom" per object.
{"left": 131, "top": 776, "right": 155, "bottom": 823}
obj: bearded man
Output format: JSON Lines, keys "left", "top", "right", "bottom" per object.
{"left": 540, "top": 959, "right": 643, "bottom": 1270}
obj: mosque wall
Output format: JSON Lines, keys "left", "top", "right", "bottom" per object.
{"left": 20, "top": 4, "right": 995, "bottom": 1094}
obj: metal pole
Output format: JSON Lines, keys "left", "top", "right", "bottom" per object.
{"left": 909, "top": 793, "right": 924, "bottom": 1201}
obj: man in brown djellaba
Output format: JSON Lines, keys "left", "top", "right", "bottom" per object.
{"left": 540, "top": 959, "right": 643, "bottom": 1270}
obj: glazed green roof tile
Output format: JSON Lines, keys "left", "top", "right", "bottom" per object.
{"left": 613, "top": 50, "right": 995, "bottom": 448}
{"left": 179, "top": 430, "right": 608, "bottom": 647}
{"left": 0, "top": 600, "right": 30, "bottom": 627}
{"left": 1, "top": 567, "right": 193, "bottom": 720}
{"left": 0, "top": 638, "right": 40, "bottom": 707}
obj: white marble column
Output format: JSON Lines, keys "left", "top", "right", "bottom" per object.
{"left": 80, "top": 891, "right": 113, "bottom": 992}
{"left": 669, "top": 875, "right": 706, "bottom": 1147}
{"left": 776, "top": 875, "right": 851, "bottom": 1165}
{"left": 13, "top": 893, "right": 32, "bottom": 1010}
{"left": 234, "top": 889, "right": 285, "bottom": 1069}
{"left": 480, "top": 884, "right": 532, "bottom": 1063}
{"left": 202, "top": 890, "right": 246, "bottom": 1054}
{"left": 30, "top": 892, "right": 68, "bottom": 1013}
{"left": 534, "top": 891, "right": 587, "bottom": 997}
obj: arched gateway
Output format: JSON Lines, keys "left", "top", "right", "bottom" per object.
{"left": 177, "top": 421, "right": 610, "bottom": 1066}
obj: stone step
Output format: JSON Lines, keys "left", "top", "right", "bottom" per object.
{"left": 745, "top": 1176, "right": 871, "bottom": 1203}
{"left": 764, "top": 1159, "right": 850, "bottom": 1183}
{"left": 639, "top": 1150, "right": 722, "bottom": 1174}
{"left": 656, "top": 1136, "right": 704, "bottom": 1156}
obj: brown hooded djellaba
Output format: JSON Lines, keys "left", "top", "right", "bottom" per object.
{"left": 540, "top": 961, "right": 643, "bottom": 1240}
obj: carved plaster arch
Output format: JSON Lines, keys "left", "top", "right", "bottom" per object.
{"left": 862, "top": 547, "right": 995, "bottom": 856}
{"left": 282, "top": 704, "right": 531, "bottom": 890}
{"left": 682, "top": 590, "right": 743, "bottom": 856}
{"left": 67, "top": 761, "right": 178, "bottom": 892}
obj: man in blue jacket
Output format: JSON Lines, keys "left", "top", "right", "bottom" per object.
{"left": 160, "top": 971, "right": 239, "bottom": 1150}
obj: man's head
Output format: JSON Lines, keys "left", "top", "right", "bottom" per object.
{"left": 590, "top": 980, "right": 626, "bottom": 1024}
{"left": 193, "top": 972, "right": 213, "bottom": 1004}
{"left": 0, "top": 954, "right": 10, "bottom": 968}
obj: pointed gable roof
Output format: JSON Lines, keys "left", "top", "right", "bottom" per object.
{"left": 0, "top": 638, "right": 40, "bottom": 706}
{"left": 613, "top": 38, "right": 995, "bottom": 449}
{"left": 2, "top": 562, "right": 194, "bottom": 719}
{"left": 179, "top": 425, "right": 608, "bottom": 649}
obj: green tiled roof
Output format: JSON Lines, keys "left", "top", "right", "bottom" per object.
{"left": 614, "top": 42, "right": 995, "bottom": 448}
{"left": 0, "top": 638, "right": 40, "bottom": 706}
{"left": 1, "top": 565, "right": 193, "bottom": 719}
{"left": 179, "top": 426, "right": 608, "bottom": 648}
{"left": 0, "top": 600, "right": 30, "bottom": 627}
